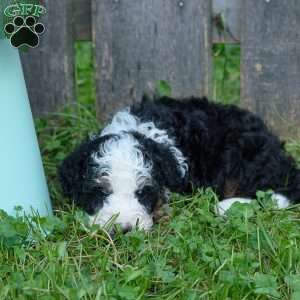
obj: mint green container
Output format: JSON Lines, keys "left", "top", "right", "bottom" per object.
{"left": 0, "top": 39, "right": 52, "bottom": 216}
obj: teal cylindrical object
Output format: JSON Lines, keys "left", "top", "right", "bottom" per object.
{"left": 0, "top": 39, "right": 52, "bottom": 216}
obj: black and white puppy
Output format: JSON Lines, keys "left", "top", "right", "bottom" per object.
{"left": 59, "top": 97, "right": 300, "bottom": 231}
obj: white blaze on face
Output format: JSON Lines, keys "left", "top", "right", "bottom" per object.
{"left": 90, "top": 134, "right": 153, "bottom": 231}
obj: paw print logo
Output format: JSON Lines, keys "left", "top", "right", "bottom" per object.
{"left": 4, "top": 16, "right": 45, "bottom": 48}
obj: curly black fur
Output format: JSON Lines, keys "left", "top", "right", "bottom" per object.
{"left": 132, "top": 97, "right": 300, "bottom": 202}
{"left": 133, "top": 132, "right": 185, "bottom": 192}
{"left": 59, "top": 97, "right": 300, "bottom": 226}
{"left": 59, "top": 135, "right": 114, "bottom": 214}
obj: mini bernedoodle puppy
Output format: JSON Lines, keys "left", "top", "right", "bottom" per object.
{"left": 59, "top": 97, "right": 300, "bottom": 232}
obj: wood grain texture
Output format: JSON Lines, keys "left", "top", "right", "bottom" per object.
{"left": 58, "top": 0, "right": 242, "bottom": 42}
{"left": 92, "top": 0, "right": 212, "bottom": 121}
{"left": 212, "top": 0, "right": 241, "bottom": 43}
{"left": 20, "top": 0, "right": 75, "bottom": 117}
{"left": 74, "top": 0, "right": 91, "bottom": 40}
{"left": 241, "top": 0, "right": 300, "bottom": 137}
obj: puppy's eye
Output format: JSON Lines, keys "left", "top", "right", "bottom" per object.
{"left": 136, "top": 186, "right": 152, "bottom": 197}
{"left": 99, "top": 186, "right": 112, "bottom": 196}
{"left": 136, "top": 190, "right": 144, "bottom": 196}
{"left": 102, "top": 189, "right": 111, "bottom": 196}
{"left": 94, "top": 186, "right": 111, "bottom": 196}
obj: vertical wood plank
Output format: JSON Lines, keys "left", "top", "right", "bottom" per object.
{"left": 241, "top": 0, "right": 300, "bottom": 137}
{"left": 92, "top": 0, "right": 212, "bottom": 121}
{"left": 20, "top": 0, "right": 75, "bottom": 117}
{"left": 74, "top": 0, "right": 92, "bottom": 41}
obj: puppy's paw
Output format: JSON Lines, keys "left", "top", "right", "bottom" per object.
{"left": 216, "top": 198, "right": 252, "bottom": 216}
{"left": 271, "top": 193, "right": 290, "bottom": 209}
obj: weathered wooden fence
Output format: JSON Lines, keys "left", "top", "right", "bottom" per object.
{"left": 20, "top": 0, "right": 300, "bottom": 137}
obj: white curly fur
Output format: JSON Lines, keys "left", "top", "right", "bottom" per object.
{"left": 89, "top": 109, "right": 188, "bottom": 230}
{"left": 90, "top": 133, "right": 153, "bottom": 230}
{"left": 100, "top": 109, "right": 188, "bottom": 177}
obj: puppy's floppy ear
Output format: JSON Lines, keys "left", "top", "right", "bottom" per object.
{"left": 58, "top": 138, "right": 93, "bottom": 198}
{"left": 134, "top": 133, "right": 187, "bottom": 193}
{"left": 59, "top": 134, "right": 116, "bottom": 198}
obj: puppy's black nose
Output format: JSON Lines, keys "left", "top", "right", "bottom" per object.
{"left": 122, "top": 224, "right": 133, "bottom": 233}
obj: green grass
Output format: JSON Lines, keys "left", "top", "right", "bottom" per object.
{"left": 2, "top": 190, "right": 300, "bottom": 299}
{"left": 213, "top": 44, "right": 240, "bottom": 105}
{"left": 74, "top": 42, "right": 96, "bottom": 108}
{"left": 1, "top": 42, "right": 300, "bottom": 299}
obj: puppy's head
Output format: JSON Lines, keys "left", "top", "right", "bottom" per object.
{"left": 59, "top": 132, "right": 186, "bottom": 232}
